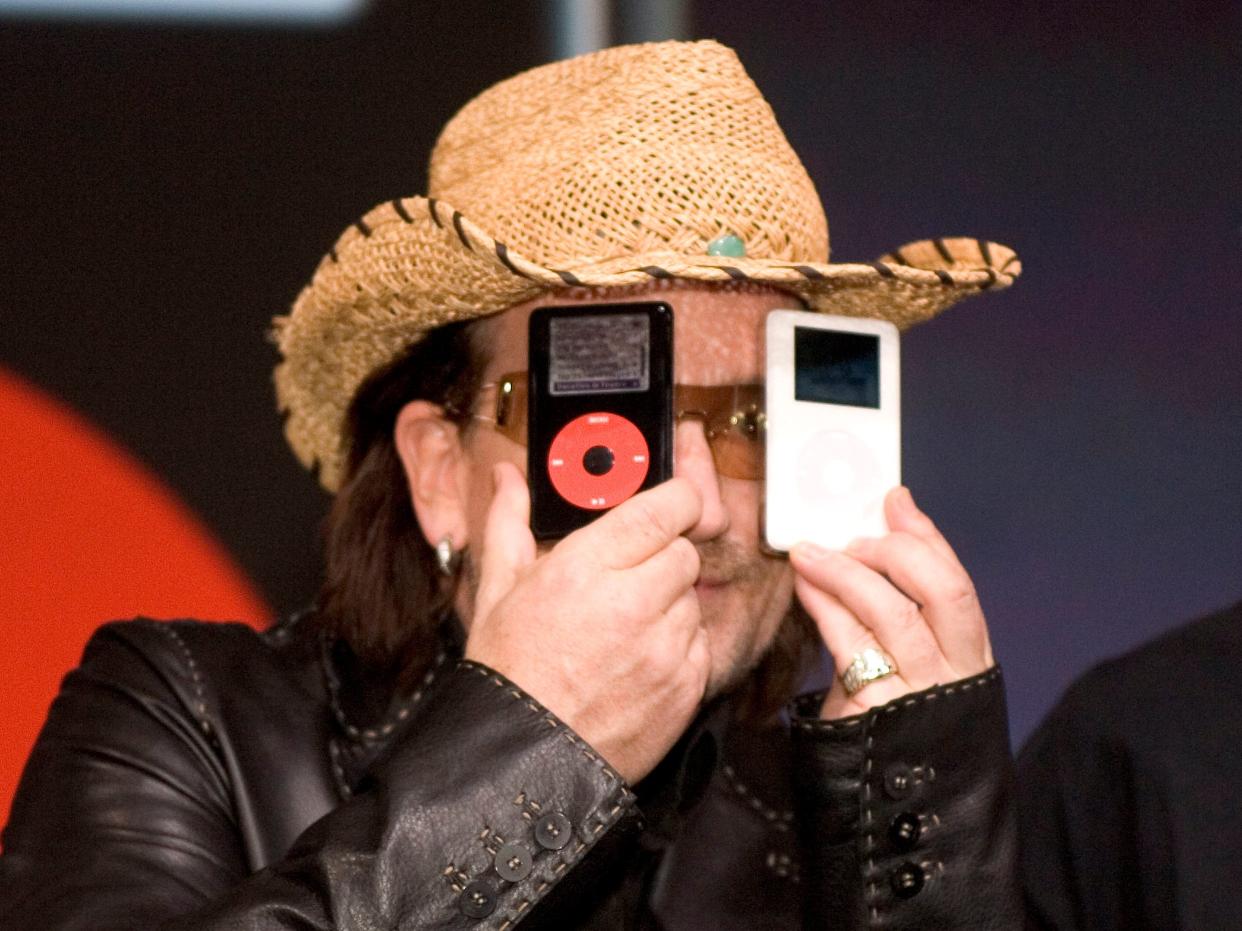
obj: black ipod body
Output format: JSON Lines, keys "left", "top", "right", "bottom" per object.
{"left": 528, "top": 302, "right": 674, "bottom": 540}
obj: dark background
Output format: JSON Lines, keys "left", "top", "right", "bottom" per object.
{"left": 2, "top": 0, "right": 1239, "bottom": 746}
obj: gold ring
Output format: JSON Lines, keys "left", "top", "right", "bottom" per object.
{"left": 841, "top": 648, "right": 899, "bottom": 697}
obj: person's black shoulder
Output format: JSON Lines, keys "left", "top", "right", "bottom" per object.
{"left": 80, "top": 612, "right": 322, "bottom": 694}
{"left": 1031, "top": 598, "right": 1242, "bottom": 747}
{"left": 1017, "top": 599, "right": 1242, "bottom": 930}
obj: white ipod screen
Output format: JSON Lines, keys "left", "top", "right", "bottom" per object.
{"left": 794, "top": 327, "right": 880, "bottom": 409}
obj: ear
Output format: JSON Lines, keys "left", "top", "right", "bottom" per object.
{"left": 394, "top": 400, "right": 468, "bottom": 550}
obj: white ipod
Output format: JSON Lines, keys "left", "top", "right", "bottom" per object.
{"left": 764, "top": 310, "right": 900, "bottom": 552}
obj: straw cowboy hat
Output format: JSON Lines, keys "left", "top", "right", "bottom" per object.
{"left": 274, "top": 39, "right": 1021, "bottom": 492}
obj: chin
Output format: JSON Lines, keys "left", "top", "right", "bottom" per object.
{"left": 701, "top": 618, "right": 768, "bottom": 701}
{"left": 698, "top": 574, "right": 799, "bottom": 705}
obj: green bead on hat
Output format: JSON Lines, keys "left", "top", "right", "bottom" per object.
{"left": 706, "top": 232, "right": 747, "bottom": 257}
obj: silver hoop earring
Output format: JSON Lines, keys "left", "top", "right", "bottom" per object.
{"left": 435, "top": 537, "right": 460, "bottom": 577}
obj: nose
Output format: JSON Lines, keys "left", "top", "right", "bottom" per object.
{"left": 673, "top": 419, "right": 730, "bottom": 542}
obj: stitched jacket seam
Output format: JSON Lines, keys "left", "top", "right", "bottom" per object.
{"left": 151, "top": 621, "right": 215, "bottom": 740}
{"left": 791, "top": 666, "right": 1002, "bottom": 735}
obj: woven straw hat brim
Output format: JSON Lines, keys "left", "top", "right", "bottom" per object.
{"left": 273, "top": 194, "right": 1021, "bottom": 492}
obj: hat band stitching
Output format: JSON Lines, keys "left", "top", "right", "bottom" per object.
{"left": 387, "top": 198, "right": 1011, "bottom": 291}
{"left": 392, "top": 199, "right": 414, "bottom": 224}
{"left": 450, "top": 211, "right": 474, "bottom": 252}
{"left": 494, "top": 241, "right": 533, "bottom": 280}
{"left": 978, "top": 239, "right": 994, "bottom": 267}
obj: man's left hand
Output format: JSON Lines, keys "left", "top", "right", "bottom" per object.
{"left": 789, "top": 486, "right": 994, "bottom": 720}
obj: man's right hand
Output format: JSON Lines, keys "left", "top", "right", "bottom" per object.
{"left": 464, "top": 462, "right": 710, "bottom": 784}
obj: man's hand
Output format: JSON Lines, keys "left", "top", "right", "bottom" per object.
{"left": 464, "top": 463, "right": 710, "bottom": 784}
{"left": 790, "top": 486, "right": 994, "bottom": 720}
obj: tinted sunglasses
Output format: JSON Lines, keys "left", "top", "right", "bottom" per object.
{"left": 467, "top": 372, "right": 766, "bottom": 479}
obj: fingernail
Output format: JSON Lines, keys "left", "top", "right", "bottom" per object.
{"left": 845, "top": 537, "right": 871, "bottom": 554}
{"left": 793, "top": 541, "right": 829, "bottom": 561}
{"left": 896, "top": 486, "right": 916, "bottom": 512}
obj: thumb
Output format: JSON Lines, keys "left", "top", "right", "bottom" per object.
{"left": 471, "top": 462, "right": 536, "bottom": 625}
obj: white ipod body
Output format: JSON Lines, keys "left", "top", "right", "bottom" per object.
{"left": 764, "top": 309, "right": 900, "bottom": 552}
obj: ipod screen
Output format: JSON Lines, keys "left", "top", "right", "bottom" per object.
{"left": 794, "top": 327, "right": 880, "bottom": 408}
{"left": 548, "top": 313, "right": 650, "bottom": 395}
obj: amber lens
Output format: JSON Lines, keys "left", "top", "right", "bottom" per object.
{"left": 707, "top": 428, "right": 764, "bottom": 480}
{"left": 675, "top": 383, "right": 765, "bottom": 481}
{"left": 484, "top": 375, "right": 765, "bottom": 479}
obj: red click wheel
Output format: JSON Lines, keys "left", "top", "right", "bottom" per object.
{"left": 547, "top": 412, "right": 650, "bottom": 510}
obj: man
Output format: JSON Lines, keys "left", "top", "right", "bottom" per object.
{"left": 1018, "top": 598, "right": 1242, "bottom": 930}
{"left": 0, "top": 40, "right": 1022, "bottom": 929}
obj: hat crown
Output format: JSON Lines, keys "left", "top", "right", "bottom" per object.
{"left": 427, "top": 40, "right": 830, "bottom": 270}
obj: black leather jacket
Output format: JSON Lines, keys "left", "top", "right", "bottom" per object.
{"left": 0, "top": 613, "right": 1020, "bottom": 929}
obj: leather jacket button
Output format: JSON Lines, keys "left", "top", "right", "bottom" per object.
{"left": 883, "top": 763, "right": 915, "bottom": 799}
{"left": 890, "top": 861, "right": 925, "bottom": 899}
{"left": 888, "top": 812, "right": 921, "bottom": 852}
{"left": 495, "top": 843, "right": 533, "bottom": 882}
{"left": 534, "top": 812, "right": 572, "bottom": 850}
{"left": 459, "top": 880, "right": 498, "bottom": 918}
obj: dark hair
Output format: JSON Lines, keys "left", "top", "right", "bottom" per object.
{"left": 316, "top": 318, "right": 487, "bottom": 687}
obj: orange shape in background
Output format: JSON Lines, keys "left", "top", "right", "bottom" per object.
{"left": 0, "top": 367, "right": 272, "bottom": 828}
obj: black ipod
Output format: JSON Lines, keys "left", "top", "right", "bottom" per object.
{"left": 528, "top": 302, "right": 674, "bottom": 540}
